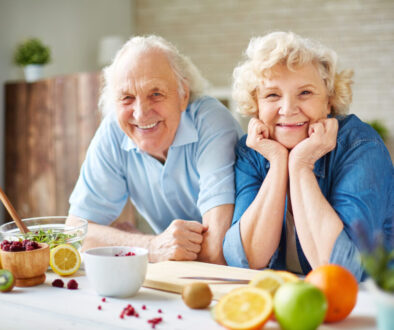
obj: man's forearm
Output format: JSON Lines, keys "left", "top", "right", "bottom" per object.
{"left": 82, "top": 220, "right": 155, "bottom": 252}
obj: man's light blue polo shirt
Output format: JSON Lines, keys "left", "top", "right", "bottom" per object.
{"left": 69, "top": 96, "right": 244, "bottom": 233}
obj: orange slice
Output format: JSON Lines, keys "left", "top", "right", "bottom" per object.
{"left": 215, "top": 286, "right": 273, "bottom": 330}
{"left": 50, "top": 244, "right": 81, "bottom": 276}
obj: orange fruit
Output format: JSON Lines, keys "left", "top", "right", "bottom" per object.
{"left": 305, "top": 264, "right": 358, "bottom": 322}
{"left": 215, "top": 286, "right": 273, "bottom": 329}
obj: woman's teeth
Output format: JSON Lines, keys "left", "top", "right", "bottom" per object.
{"left": 278, "top": 122, "right": 306, "bottom": 127}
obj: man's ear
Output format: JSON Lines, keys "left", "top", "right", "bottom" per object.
{"left": 181, "top": 83, "right": 190, "bottom": 111}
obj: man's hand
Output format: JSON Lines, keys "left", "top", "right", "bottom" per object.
{"left": 246, "top": 118, "right": 288, "bottom": 162}
{"left": 148, "top": 220, "right": 206, "bottom": 262}
{"left": 289, "top": 118, "right": 338, "bottom": 171}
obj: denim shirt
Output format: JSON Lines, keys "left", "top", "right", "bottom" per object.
{"left": 223, "top": 114, "right": 394, "bottom": 281}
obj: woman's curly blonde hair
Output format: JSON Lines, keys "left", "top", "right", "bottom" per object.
{"left": 232, "top": 31, "right": 354, "bottom": 117}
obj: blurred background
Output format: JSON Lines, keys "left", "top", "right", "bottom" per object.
{"left": 0, "top": 0, "right": 393, "bottom": 229}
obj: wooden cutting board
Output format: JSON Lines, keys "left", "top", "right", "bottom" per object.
{"left": 143, "top": 261, "right": 261, "bottom": 300}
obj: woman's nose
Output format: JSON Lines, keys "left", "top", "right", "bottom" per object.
{"left": 278, "top": 96, "right": 299, "bottom": 116}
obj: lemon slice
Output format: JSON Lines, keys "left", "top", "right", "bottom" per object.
{"left": 215, "top": 286, "right": 273, "bottom": 330}
{"left": 249, "top": 269, "right": 285, "bottom": 296}
{"left": 50, "top": 244, "right": 81, "bottom": 276}
{"left": 276, "top": 270, "right": 300, "bottom": 283}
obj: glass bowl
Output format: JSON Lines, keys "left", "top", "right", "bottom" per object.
{"left": 0, "top": 216, "right": 88, "bottom": 251}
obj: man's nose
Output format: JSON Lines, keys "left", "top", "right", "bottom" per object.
{"left": 278, "top": 96, "right": 299, "bottom": 116}
{"left": 133, "top": 98, "right": 149, "bottom": 120}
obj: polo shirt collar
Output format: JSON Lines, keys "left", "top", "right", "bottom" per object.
{"left": 120, "top": 109, "right": 198, "bottom": 152}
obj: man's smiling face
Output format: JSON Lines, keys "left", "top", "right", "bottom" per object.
{"left": 114, "top": 49, "right": 189, "bottom": 162}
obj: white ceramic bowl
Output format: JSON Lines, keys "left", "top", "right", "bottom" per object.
{"left": 84, "top": 246, "right": 148, "bottom": 298}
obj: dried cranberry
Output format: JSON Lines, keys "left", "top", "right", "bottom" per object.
{"left": 52, "top": 279, "right": 64, "bottom": 288}
{"left": 25, "top": 241, "right": 39, "bottom": 251}
{"left": 67, "top": 279, "right": 78, "bottom": 290}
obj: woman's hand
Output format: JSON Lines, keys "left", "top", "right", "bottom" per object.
{"left": 246, "top": 118, "right": 288, "bottom": 162}
{"left": 289, "top": 118, "right": 338, "bottom": 171}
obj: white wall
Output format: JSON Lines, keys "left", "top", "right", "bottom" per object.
{"left": 0, "top": 0, "right": 135, "bottom": 221}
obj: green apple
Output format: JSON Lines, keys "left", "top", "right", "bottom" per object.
{"left": 274, "top": 282, "right": 327, "bottom": 330}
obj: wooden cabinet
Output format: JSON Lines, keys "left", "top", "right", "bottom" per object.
{"left": 4, "top": 72, "right": 102, "bottom": 218}
{"left": 4, "top": 72, "right": 136, "bottom": 226}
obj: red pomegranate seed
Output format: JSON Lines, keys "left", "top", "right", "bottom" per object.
{"left": 102, "top": 297, "right": 106, "bottom": 302}
{"left": 98, "top": 305, "right": 102, "bottom": 310}
{"left": 178, "top": 314, "right": 182, "bottom": 319}
{"left": 147, "top": 317, "right": 163, "bottom": 329}
{"left": 142, "top": 305, "right": 147, "bottom": 310}
{"left": 158, "top": 309, "right": 162, "bottom": 313}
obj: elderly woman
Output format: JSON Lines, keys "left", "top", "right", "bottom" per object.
{"left": 223, "top": 31, "right": 393, "bottom": 281}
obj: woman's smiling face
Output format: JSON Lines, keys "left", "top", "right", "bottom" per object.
{"left": 257, "top": 63, "right": 331, "bottom": 149}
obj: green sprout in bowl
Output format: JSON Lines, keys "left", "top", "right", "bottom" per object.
{"left": 22, "top": 229, "right": 83, "bottom": 251}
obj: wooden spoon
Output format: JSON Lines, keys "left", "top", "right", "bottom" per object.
{"left": 0, "top": 187, "right": 29, "bottom": 234}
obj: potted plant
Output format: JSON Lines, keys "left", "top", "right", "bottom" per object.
{"left": 354, "top": 222, "right": 394, "bottom": 330}
{"left": 14, "top": 38, "right": 51, "bottom": 82}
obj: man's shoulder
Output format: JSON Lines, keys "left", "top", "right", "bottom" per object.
{"left": 187, "top": 96, "right": 243, "bottom": 133}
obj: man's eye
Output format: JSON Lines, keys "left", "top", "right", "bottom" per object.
{"left": 152, "top": 92, "right": 163, "bottom": 97}
{"left": 120, "top": 96, "right": 134, "bottom": 103}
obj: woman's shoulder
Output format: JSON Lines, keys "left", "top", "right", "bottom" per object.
{"left": 334, "top": 114, "right": 392, "bottom": 166}
{"left": 336, "top": 114, "right": 384, "bottom": 148}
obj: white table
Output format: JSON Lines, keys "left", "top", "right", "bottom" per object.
{"left": 0, "top": 270, "right": 378, "bottom": 330}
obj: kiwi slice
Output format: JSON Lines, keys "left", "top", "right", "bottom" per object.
{"left": 0, "top": 269, "right": 15, "bottom": 292}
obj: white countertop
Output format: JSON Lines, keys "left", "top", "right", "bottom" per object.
{"left": 0, "top": 270, "right": 378, "bottom": 330}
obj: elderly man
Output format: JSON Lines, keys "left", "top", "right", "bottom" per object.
{"left": 67, "top": 35, "right": 243, "bottom": 264}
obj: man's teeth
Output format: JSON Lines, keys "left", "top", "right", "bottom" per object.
{"left": 138, "top": 122, "right": 157, "bottom": 129}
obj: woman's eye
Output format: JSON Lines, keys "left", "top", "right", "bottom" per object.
{"left": 266, "top": 93, "right": 279, "bottom": 99}
{"left": 300, "top": 90, "right": 311, "bottom": 96}
{"left": 152, "top": 92, "right": 163, "bottom": 98}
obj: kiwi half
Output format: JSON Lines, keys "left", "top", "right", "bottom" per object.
{"left": 0, "top": 269, "right": 15, "bottom": 292}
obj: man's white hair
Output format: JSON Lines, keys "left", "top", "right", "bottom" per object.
{"left": 99, "top": 35, "right": 208, "bottom": 116}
